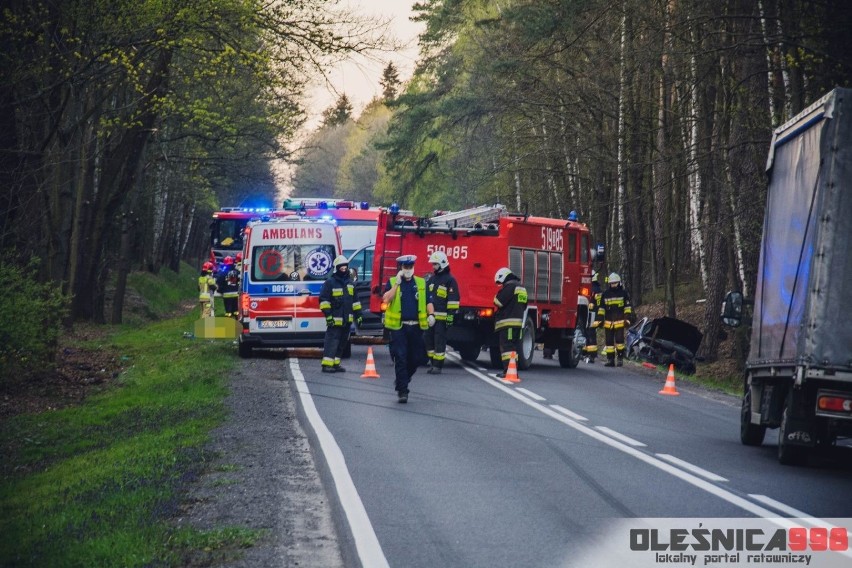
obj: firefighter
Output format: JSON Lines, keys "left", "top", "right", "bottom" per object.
{"left": 382, "top": 255, "right": 429, "bottom": 403}
{"left": 198, "top": 261, "right": 217, "bottom": 318}
{"left": 216, "top": 256, "right": 240, "bottom": 318}
{"left": 425, "top": 251, "right": 460, "bottom": 375}
{"left": 584, "top": 271, "right": 603, "bottom": 363}
{"left": 596, "top": 272, "right": 635, "bottom": 367}
{"left": 319, "top": 255, "right": 362, "bottom": 373}
{"left": 493, "top": 267, "right": 528, "bottom": 378}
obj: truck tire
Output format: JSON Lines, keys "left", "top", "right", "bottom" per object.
{"left": 238, "top": 338, "right": 253, "bottom": 359}
{"left": 740, "top": 386, "right": 766, "bottom": 446}
{"left": 458, "top": 343, "right": 481, "bottom": 362}
{"left": 558, "top": 329, "right": 582, "bottom": 369}
{"left": 518, "top": 318, "right": 535, "bottom": 370}
{"left": 778, "top": 394, "right": 808, "bottom": 466}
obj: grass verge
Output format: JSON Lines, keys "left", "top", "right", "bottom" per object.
{"left": 0, "top": 267, "right": 259, "bottom": 567}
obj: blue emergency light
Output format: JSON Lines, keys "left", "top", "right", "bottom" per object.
{"left": 389, "top": 203, "right": 400, "bottom": 214}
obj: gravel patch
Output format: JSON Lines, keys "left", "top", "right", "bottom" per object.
{"left": 175, "top": 352, "right": 345, "bottom": 567}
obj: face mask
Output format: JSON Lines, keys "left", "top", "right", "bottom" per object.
{"left": 402, "top": 268, "right": 414, "bottom": 279}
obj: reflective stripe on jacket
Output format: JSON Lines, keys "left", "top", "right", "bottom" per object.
{"left": 494, "top": 279, "right": 527, "bottom": 331}
{"left": 319, "top": 272, "right": 362, "bottom": 326}
{"left": 385, "top": 276, "right": 428, "bottom": 330}
{"left": 427, "top": 269, "right": 460, "bottom": 320}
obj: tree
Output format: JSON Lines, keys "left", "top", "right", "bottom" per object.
{"left": 321, "top": 94, "right": 354, "bottom": 127}
{"left": 380, "top": 62, "right": 401, "bottom": 101}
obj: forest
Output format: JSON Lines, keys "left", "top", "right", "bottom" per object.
{"left": 2, "top": 0, "right": 851, "bottom": 376}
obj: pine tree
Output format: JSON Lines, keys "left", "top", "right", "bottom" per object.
{"left": 380, "top": 62, "right": 401, "bottom": 101}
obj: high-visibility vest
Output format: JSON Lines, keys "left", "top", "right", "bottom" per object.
{"left": 384, "top": 276, "right": 428, "bottom": 330}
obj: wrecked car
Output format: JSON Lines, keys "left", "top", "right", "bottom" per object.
{"left": 625, "top": 316, "right": 703, "bottom": 374}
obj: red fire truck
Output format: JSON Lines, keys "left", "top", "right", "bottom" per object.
{"left": 370, "top": 205, "right": 596, "bottom": 369}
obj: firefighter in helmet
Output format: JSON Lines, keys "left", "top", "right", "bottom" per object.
{"left": 425, "top": 251, "right": 460, "bottom": 374}
{"left": 596, "top": 272, "right": 634, "bottom": 367}
{"left": 216, "top": 256, "right": 240, "bottom": 318}
{"left": 319, "top": 255, "right": 362, "bottom": 373}
{"left": 382, "top": 255, "right": 429, "bottom": 403}
{"left": 584, "top": 271, "right": 603, "bottom": 363}
{"left": 198, "top": 261, "right": 217, "bottom": 318}
{"left": 493, "top": 267, "right": 528, "bottom": 378}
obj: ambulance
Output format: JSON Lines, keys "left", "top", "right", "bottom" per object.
{"left": 370, "top": 204, "right": 597, "bottom": 369}
{"left": 237, "top": 216, "right": 342, "bottom": 358}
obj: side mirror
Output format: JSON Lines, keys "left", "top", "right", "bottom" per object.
{"left": 720, "top": 291, "right": 743, "bottom": 327}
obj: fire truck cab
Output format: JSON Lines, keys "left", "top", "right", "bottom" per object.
{"left": 237, "top": 216, "right": 342, "bottom": 358}
{"left": 370, "top": 205, "right": 595, "bottom": 369}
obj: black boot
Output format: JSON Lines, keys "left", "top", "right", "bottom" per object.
{"left": 604, "top": 358, "right": 615, "bottom": 367}
{"left": 616, "top": 357, "right": 623, "bottom": 367}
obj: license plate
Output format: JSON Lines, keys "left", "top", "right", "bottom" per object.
{"left": 259, "top": 319, "right": 290, "bottom": 329}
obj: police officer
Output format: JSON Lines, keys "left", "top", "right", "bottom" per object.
{"left": 319, "top": 255, "right": 362, "bottom": 373}
{"left": 382, "top": 255, "right": 428, "bottom": 402}
{"left": 493, "top": 267, "right": 528, "bottom": 378}
{"left": 584, "top": 271, "right": 603, "bottom": 363}
{"left": 596, "top": 272, "right": 634, "bottom": 367}
{"left": 198, "top": 261, "right": 217, "bottom": 318}
{"left": 425, "top": 251, "right": 460, "bottom": 375}
{"left": 216, "top": 256, "right": 240, "bottom": 319}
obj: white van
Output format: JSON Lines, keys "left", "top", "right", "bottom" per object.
{"left": 237, "top": 217, "right": 341, "bottom": 357}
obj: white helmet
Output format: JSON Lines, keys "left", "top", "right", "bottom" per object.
{"left": 608, "top": 272, "right": 621, "bottom": 284}
{"left": 495, "top": 267, "right": 513, "bottom": 284}
{"left": 428, "top": 250, "right": 449, "bottom": 270}
{"left": 333, "top": 255, "right": 349, "bottom": 269}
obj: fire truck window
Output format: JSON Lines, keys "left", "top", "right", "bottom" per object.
{"left": 550, "top": 252, "right": 563, "bottom": 302}
{"left": 523, "top": 250, "right": 535, "bottom": 294}
{"left": 536, "top": 251, "right": 549, "bottom": 302}
{"left": 581, "top": 233, "right": 590, "bottom": 263}
{"left": 568, "top": 232, "right": 577, "bottom": 262}
{"left": 509, "top": 248, "right": 522, "bottom": 276}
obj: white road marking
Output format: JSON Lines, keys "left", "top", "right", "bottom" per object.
{"left": 448, "top": 355, "right": 810, "bottom": 524}
{"left": 516, "top": 387, "right": 546, "bottom": 401}
{"left": 550, "top": 405, "right": 588, "bottom": 421}
{"left": 290, "top": 359, "right": 389, "bottom": 568}
{"left": 748, "top": 494, "right": 820, "bottom": 523}
{"left": 595, "top": 426, "right": 647, "bottom": 447}
{"left": 656, "top": 454, "right": 728, "bottom": 482}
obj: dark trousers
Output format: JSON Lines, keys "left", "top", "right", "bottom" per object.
{"left": 322, "top": 326, "right": 350, "bottom": 367}
{"left": 389, "top": 324, "right": 426, "bottom": 394}
{"left": 498, "top": 327, "right": 521, "bottom": 371}
{"left": 223, "top": 296, "right": 238, "bottom": 317}
{"left": 584, "top": 326, "right": 598, "bottom": 360}
{"left": 604, "top": 327, "right": 625, "bottom": 361}
{"left": 424, "top": 321, "right": 448, "bottom": 368}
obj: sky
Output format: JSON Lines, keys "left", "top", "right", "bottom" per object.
{"left": 304, "top": 0, "right": 425, "bottom": 129}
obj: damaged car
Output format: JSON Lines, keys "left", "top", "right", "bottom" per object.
{"left": 625, "top": 316, "right": 703, "bottom": 374}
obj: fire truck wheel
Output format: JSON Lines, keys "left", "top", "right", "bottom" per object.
{"left": 238, "top": 338, "right": 253, "bottom": 359}
{"left": 557, "top": 338, "right": 581, "bottom": 369}
{"left": 458, "top": 343, "right": 481, "bottom": 362}
{"left": 517, "top": 319, "right": 536, "bottom": 370}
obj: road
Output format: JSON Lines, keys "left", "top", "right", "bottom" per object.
{"left": 289, "top": 344, "right": 852, "bottom": 568}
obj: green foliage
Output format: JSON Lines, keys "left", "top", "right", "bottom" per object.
{"left": 0, "top": 311, "right": 240, "bottom": 567}
{"left": 125, "top": 262, "right": 199, "bottom": 321}
{"left": 0, "top": 259, "right": 70, "bottom": 385}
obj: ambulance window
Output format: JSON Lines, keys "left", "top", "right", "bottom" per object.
{"left": 251, "top": 244, "right": 336, "bottom": 282}
{"left": 550, "top": 252, "right": 563, "bottom": 302}
{"left": 509, "top": 248, "right": 522, "bottom": 277}
{"left": 568, "top": 232, "right": 577, "bottom": 262}
{"left": 523, "top": 250, "right": 535, "bottom": 293}
{"left": 536, "top": 251, "right": 549, "bottom": 301}
{"left": 580, "top": 233, "right": 590, "bottom": 263}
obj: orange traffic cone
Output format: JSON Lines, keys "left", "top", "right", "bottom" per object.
{"left": 501, "top": 352, "right": 521, "bottom": 383}
{"left": 659, "top": 364, "right": 680, "bottom": 396}
{"left": 360, "top": 347, "right": 380, "bottom": 379}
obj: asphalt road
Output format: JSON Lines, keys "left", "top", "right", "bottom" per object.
{"left": 292, "top": 344, "right": 852, "bottom": 568}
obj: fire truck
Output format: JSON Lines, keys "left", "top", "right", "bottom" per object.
{"left": 369, "top": 204, "right": 596, "bottom": 369}
{"left": 237, "top": 216, "right": 342, "bottom": 358}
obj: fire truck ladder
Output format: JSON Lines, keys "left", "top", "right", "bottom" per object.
{"left": 429, "top": 204, "right": 507, "bottom": 229}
